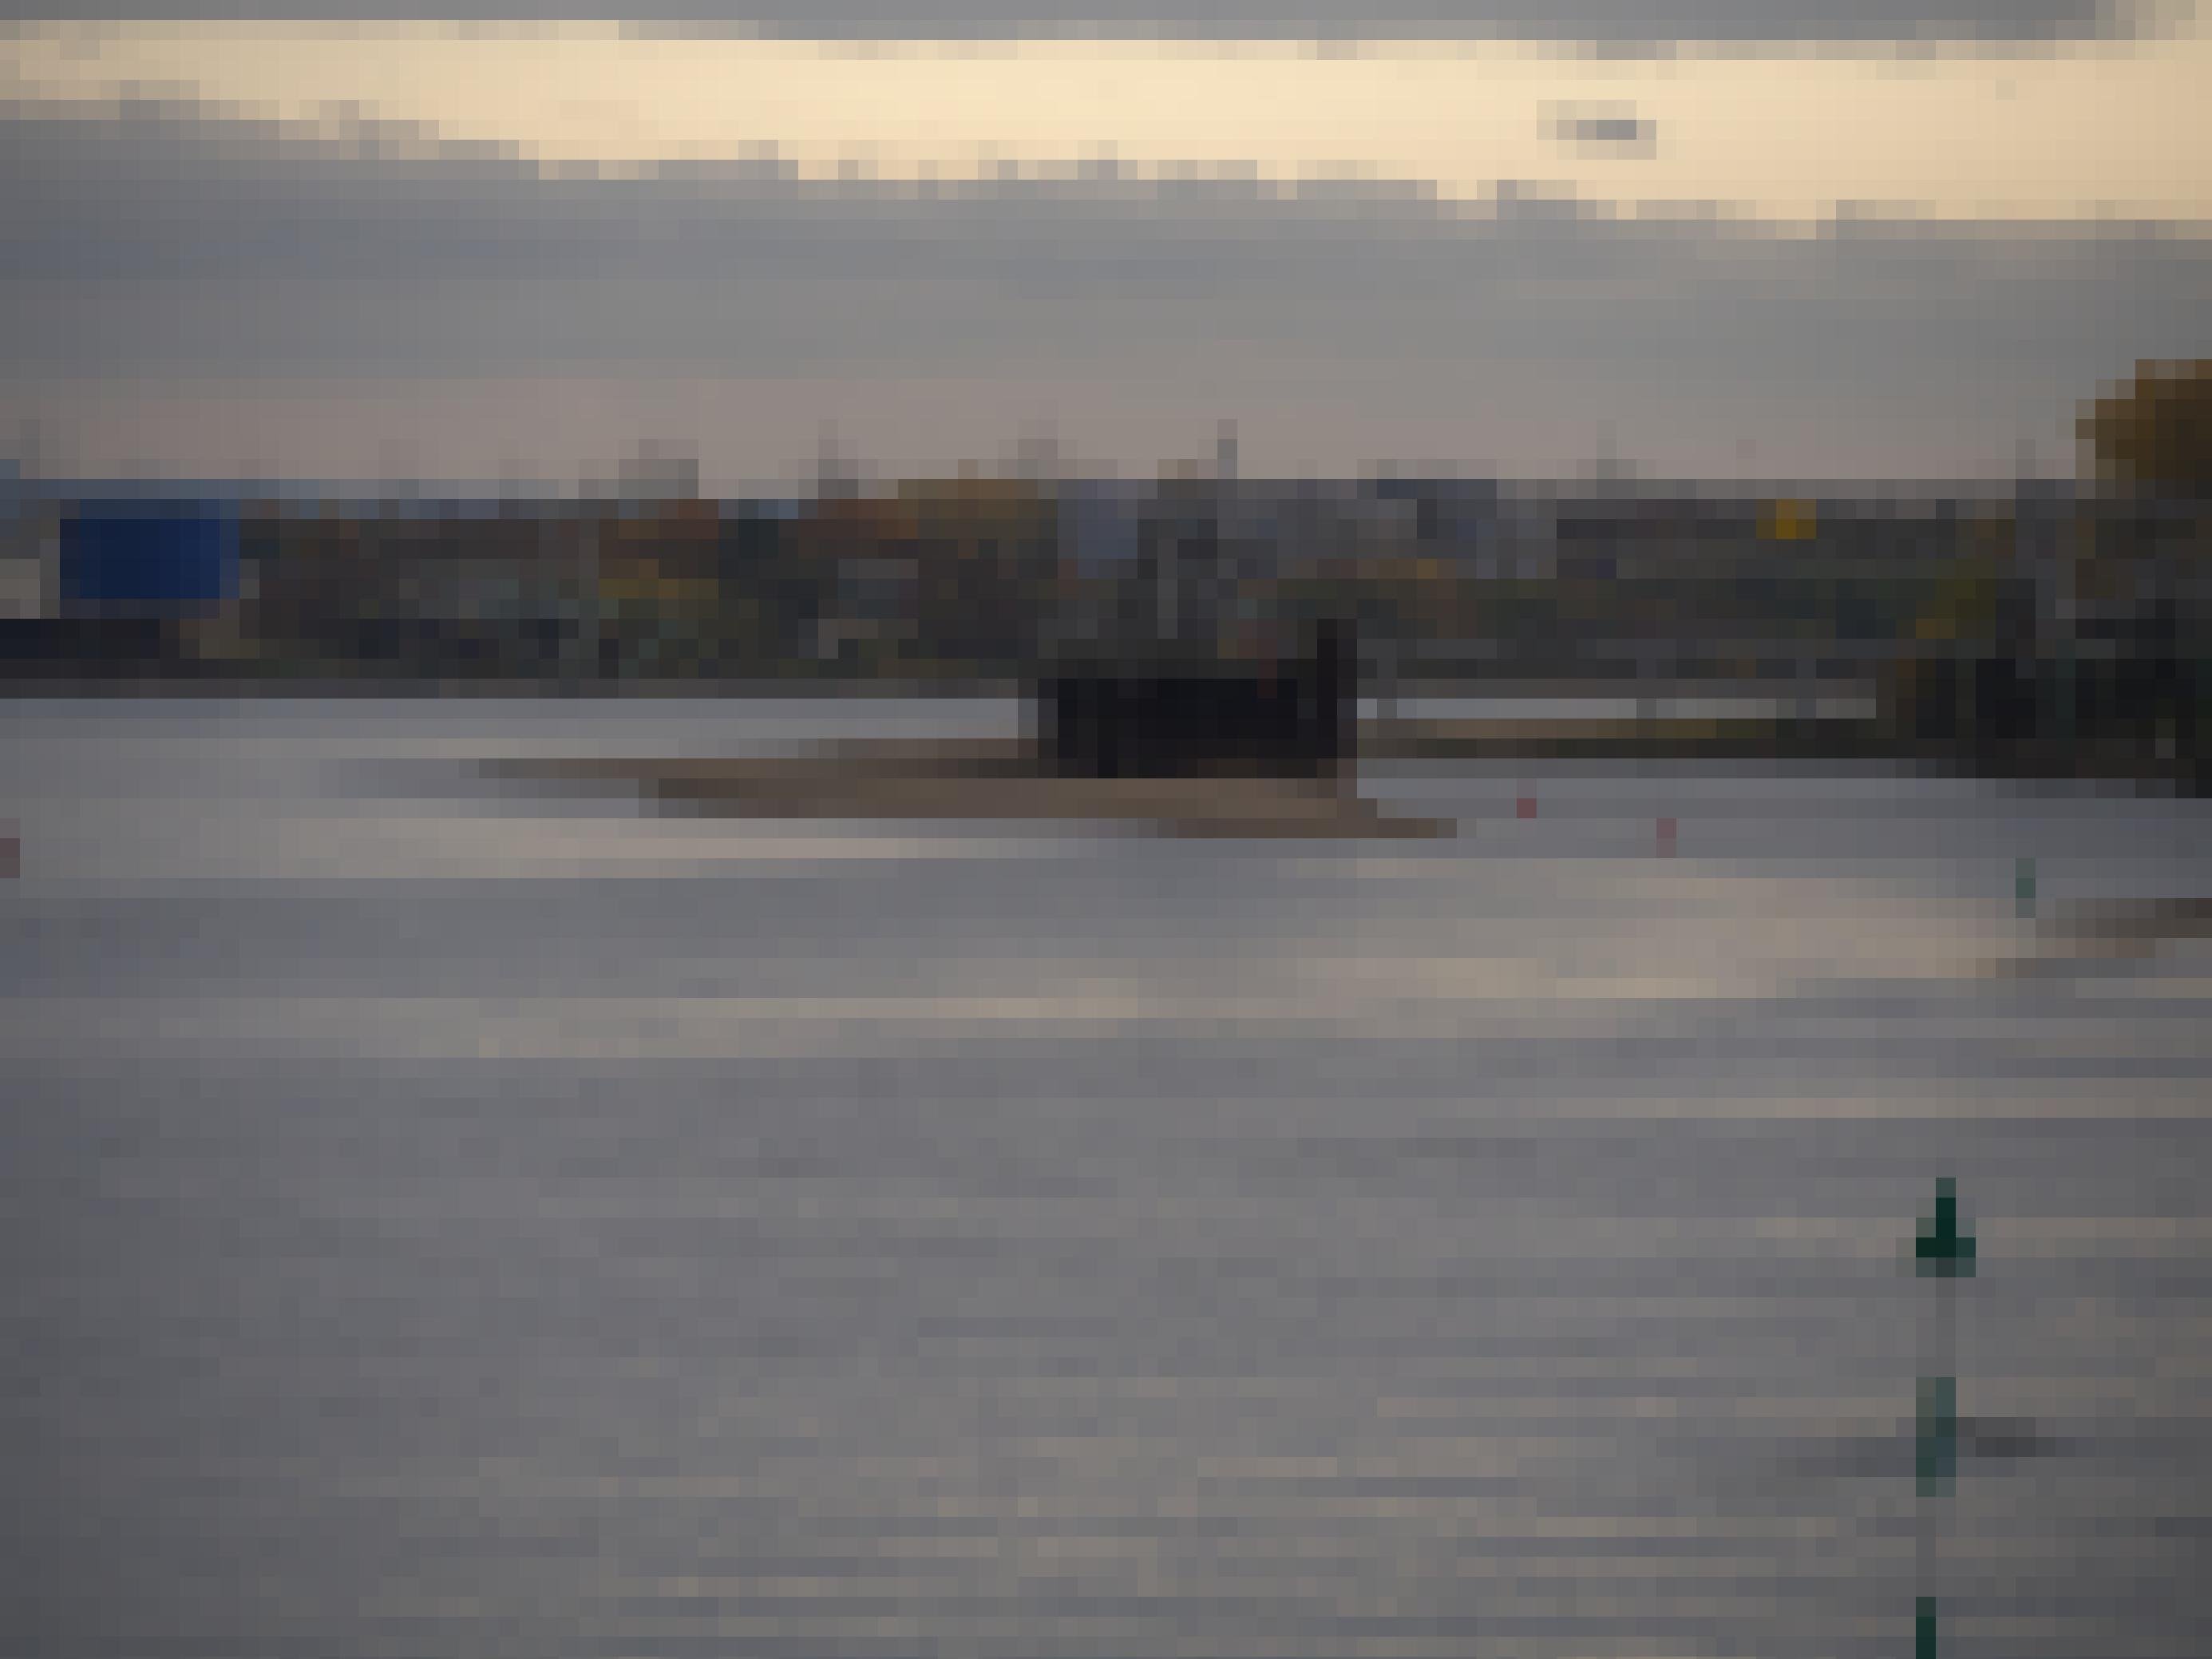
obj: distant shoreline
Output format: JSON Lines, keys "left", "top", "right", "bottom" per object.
{"left": 0, "top": 663, "right": 1885, "bottom": 703}
{"left": 0, "top": 671, "right": 1024, "bottom": 700}
{"left": 8, "top": 675, "right": 2200, "bottom": 791}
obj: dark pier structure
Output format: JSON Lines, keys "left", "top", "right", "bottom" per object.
{"left": 1035, "top": 620, "right": 1357, "bottom": 779}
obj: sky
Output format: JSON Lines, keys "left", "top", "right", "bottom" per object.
{"left": 3, "top": 5, "right": 2207, "bottom": 487}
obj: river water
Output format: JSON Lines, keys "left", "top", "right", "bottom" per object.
{"left": 4, "top": 698, "right": 2209, "bottom": 1659}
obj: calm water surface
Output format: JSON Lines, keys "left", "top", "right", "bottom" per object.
{"left": 4, "top": 698, "right": 2209, "bottom": 1659}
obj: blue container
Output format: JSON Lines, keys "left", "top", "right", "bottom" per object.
{"left": 61, "top": 501, "right": 239, "bottom": 614}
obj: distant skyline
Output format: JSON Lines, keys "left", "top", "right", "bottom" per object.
{"left": 5, "top": 11, "right": 2207, "bottom": 485}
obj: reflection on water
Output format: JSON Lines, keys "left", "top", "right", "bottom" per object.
{"left": 3, "top": 699, "right": 2209, "bottom": 1658}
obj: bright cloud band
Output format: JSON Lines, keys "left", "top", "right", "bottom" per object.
{"left": 7, "top": 21, "right": 2210, "bottom": 225}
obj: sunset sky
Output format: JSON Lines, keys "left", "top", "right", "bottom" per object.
{"left": 5, "top": 5, "right": 2208, "bottom": 485}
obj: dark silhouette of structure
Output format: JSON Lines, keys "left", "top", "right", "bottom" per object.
{"left": 1035, "top": 619, "right": 1356, "bottom": 778}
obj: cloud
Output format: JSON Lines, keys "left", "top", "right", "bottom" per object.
{"left": 1545, "top": 101, "right": 1660, "bottom": 158}
{"left": 3, "top": 101, "right": 2204, "bottom": 479}
{"left": 0, "top": 0, "right": 2177, "bottom": 43}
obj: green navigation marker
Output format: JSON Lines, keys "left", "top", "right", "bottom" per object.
{"left": 1917, "top": 1374, "right": 1959, "bottom": 1496}
{"left": 1912, "top": 1176, "right": 1977, "bottom": 1659}
{"left": 2015, "top": 856, "right": 2037, "bottom": 919}
{"left": 1915, "top": 1176, "right": 1977, "bottom": 1278}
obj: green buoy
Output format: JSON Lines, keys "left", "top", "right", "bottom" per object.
{"left": 2014, "top": 857, "right": 2037, "bottom": 920}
